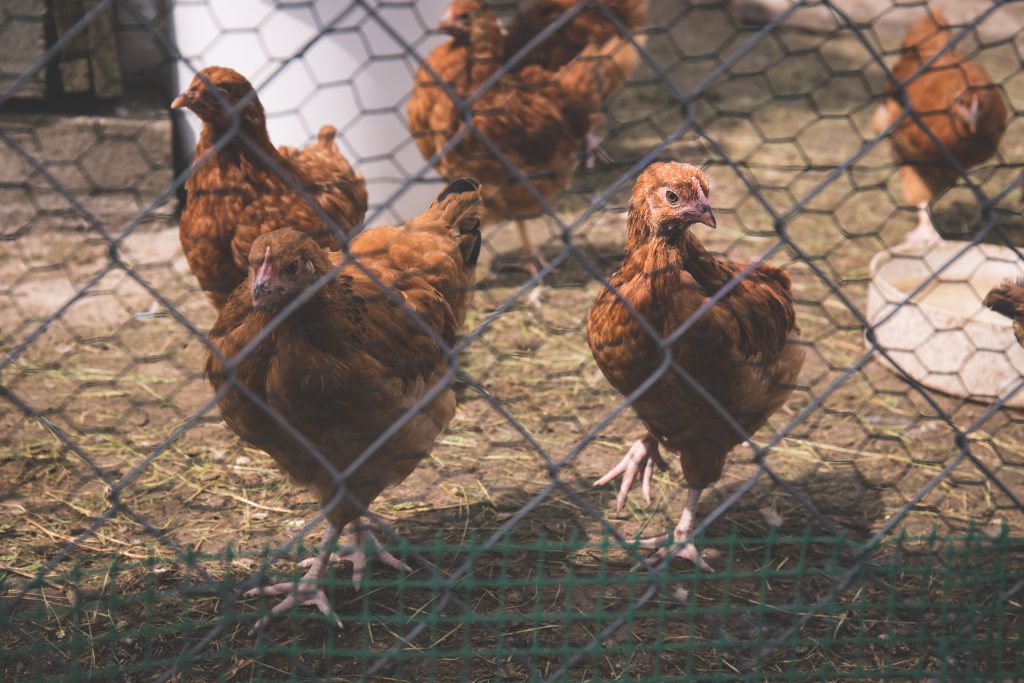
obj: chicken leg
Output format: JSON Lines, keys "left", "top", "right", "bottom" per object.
{"left": 593, "top": 434, "right": 667, "bottom": 511}
{"left": 584, "top": 132, "right": 613, "bottom": 170}
{"left": 496, "top": 220, "right": 548, "bottom": 276}
{"left": 638, "top": 487, "right": 713, "bottom": 573}
{"left": 298, "top": 517, "right": 411, "bottom": 589}
{"left": 245, "top": 522, "right": 344, "bottom": 630}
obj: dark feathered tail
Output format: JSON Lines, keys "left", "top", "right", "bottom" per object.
{"left": 316, "top": 124, "right": 338, "bottom": 147}
{"left": 984, "top": 279, "right": 1024, "bottom": 322}
{"left": 434, "top": 177, "right": 483, "bottom": 269}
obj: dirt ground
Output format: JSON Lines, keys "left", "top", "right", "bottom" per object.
{"left": 3, "top": 1, "right": 1024, "bottom": 681}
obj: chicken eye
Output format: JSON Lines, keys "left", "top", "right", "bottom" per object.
{"left": 665, "top": 190, "right": 680, "bottom": 204}
{"left": 284, "top": 260, "right": 300, "bottom": 277}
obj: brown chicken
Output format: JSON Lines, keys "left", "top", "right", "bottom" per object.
{"left": 505, "top": 0, "right": 648, "bottom": 71}
{"left": 206, "top": 178, "right": 482, "bottom": 627}
{"left": 505, "top": 0, "right": 648, "bottom": 166}
{"left": 407, "top": 0, "right": 641, "bottom": 274}
{"left": 872, "top": 10, "right": 1008, "bottom": 244}
{"left": 984, "top": 279, "right": 1024, "bottom": 346}
{"left": 173, "top": 66, "right": 368, "bottom": 309}
{"left": 587, "top": 162, "right": 805, "bottom": 570}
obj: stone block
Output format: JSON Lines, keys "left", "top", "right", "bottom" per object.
{"left": 0, "top": 112, "right": 177, "bottom": 235}
{"left": 0, "top": 0, "right": 46, "bottom": 99}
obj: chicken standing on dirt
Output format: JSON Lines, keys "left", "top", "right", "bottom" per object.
{"left": 984, "top": 279, "right": 1024, "bottom": 347}
{"left": 205, "top": 179, "right": 483, "bottom": 628}
{"left": 872, "top": 10, "right": 1007, "bottom": 245}
{"left": 586, "top": 162, "right": 805, "bottom": 571}
{"left": 173, "top": 66, "right": 367, "bottom": 309}
{"left": 407, "top": 0, "right": 642, "bottom": 275}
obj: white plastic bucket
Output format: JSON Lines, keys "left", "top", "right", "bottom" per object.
{"left": 867, "top": 240, "right": 1024, "bottom": 407}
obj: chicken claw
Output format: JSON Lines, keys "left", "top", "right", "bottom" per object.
{"left": 245, "top": 523, "right": 344, "bottom": 630}
{"left": 636, "top": 488, "right": 713, "bottom": 573}
{"left": 637, "top": 533, "right": 714, "bottom": 574}
{"left": 244, "top": 575, "right": 343, "bottom": 631}
{"left": 299, "top": 522, "right": 411, "bottom": 590}
{"left": 594, "top": 435, "right": 667, "bottom": 511}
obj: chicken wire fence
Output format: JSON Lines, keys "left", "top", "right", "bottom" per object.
{"left": 2, "top": 0, "right": 1024, "bottom": 680}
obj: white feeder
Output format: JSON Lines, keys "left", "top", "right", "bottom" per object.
{"left": 867, "top": 240, "right": 1024, "bottom": 408}
{"left": 171, "top": 0, "right": 448, "bottom": 223}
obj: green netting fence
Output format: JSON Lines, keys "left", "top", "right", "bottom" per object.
{"left": 3, "top": 529, "right": 1022, "bottom": 681}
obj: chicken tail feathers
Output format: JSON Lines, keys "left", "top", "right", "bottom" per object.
{"left": 436, "top": 177, "right": 481, "bottom": 202}
{"left": 984, "top": 279, "right": 1024, "bottom": 322}
{"left": 754, "top": 262, "right": 793, "bottom": 293}
{"left": 433, "top": 177, "right": 484, "bottom": 268}
{"left": 558, "top": 33, "right": 643, "bottom": 111}
{"left": 464, "top": 226, "right": 483, "bottom": 269}
{"left": 316, "top": 124, "right": 339, "bottom": 148}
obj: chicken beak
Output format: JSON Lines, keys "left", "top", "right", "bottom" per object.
{"left": 682, "top": 202, "right": 716, "bottom": 230}
{"left": 955, "top": 93, "right": 979, "bottom": 135}
{"left": 697, "top": 205, "right": 716, "bottom": 230}
{"left": 437, "top": 6, "right": 455, "bottom": 31}
{"left": 686, "top": 180, "right": 716, "bottom": 229}
{"left": 170, "top": 93, "right": 188, "bottom": 110}
{"left": 437, "top": 6, "right": 468, "bottom": 35}
{"left": 957, "top": 108, "right": 977, "bottom": 134}
{"left": 252, "top": 246, "right": 273, "bottom": 302}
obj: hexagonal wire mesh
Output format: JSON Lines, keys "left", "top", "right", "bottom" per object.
{"left": 1, "top": 0, "right": 1023, "bottom": 680}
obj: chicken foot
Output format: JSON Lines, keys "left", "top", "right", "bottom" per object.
{"left": 593, "top": 434, "right": 668, "bottom": 511}
{"left": 495, "top": 220, "right": 548, "bottom": 276}
{"left": 299, "top": 518, "right": 411, "bottom": 589}
{"left": 637, "top": 487, "right": 714, "bottom": 573}
{"left": 245, "top": 523, "right": 344, "bottom": 630}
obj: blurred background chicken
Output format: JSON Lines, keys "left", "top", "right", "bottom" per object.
{"left": 505, "top": 0, "right": 649, "bottom": 71}
{"left": 505, "top": 0, "right": 649, "bottom": 166}
{"left": 872, "top": 10, "right": 1008, "bottom": 245}
{"left": 587, "top": 162, "right": 805, "bottom": 571}
{"left": 205, "top": 178, "right": 482, "bottom": 627}
{"left": 984, "top": 279, "right": 1024, "bottom": 347}
{"left": 407, "top": 0, "right": 645, "bottom": 277}
{"left": 173, "top": 66, "right": 368, "bottom": 309}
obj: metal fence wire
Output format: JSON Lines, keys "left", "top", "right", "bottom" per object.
{"left": 1, "top": 0, "right": 1023, "bottom": 680}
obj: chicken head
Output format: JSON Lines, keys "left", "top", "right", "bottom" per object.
{"left": 628, "top": 162, "right": 716, "bottom": 243}
{"left": 248, "top": 229, "right": 331, "bottom": 312}
{"left": 171, "top": 66, "right": 263, "bottom": 128}
{"left": 438, "top": 0, "right": 487, "bottom": 37}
